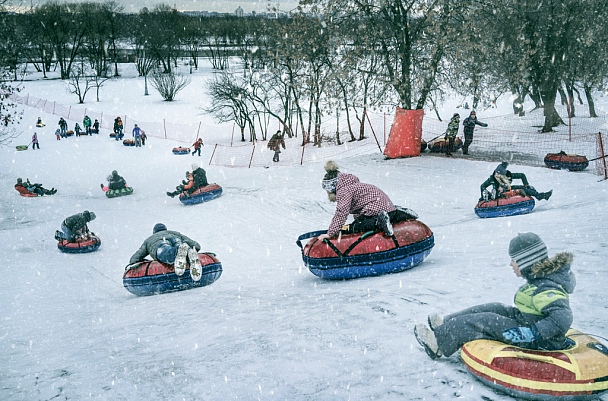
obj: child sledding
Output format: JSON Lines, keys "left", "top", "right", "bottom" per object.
{"left": 54, "top": 210, "right": 101, "bottom": 253}
{"left": 101, "top": 170, "right": 133, "bottom": 198}
{"left": 14, "top": 178, "right": 56, "bottom": 197}
{"left": 167, "top": 164, "right": 222, "bottom": 205}
{"left": 297, "top": 161, "right": 433, "bottom": 279}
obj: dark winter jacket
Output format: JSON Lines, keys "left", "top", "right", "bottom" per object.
{"left": 327, "top": 173, "right": 395, "bottom": 237}
{"left": 268, "top": 133, "right": 286, "bottom": 151}
{"left": 191, "top": 167, "right": 209, "bottom": 188}
{"left": 129, "top": 230, "right": 201, "bottom": 264}
{"left": 462, "top": 116, "right": 487, "bottom": 136}
{"left": 58, "top": 118, "right": 67, "bottom": 129}
{"left": 513, "top": 252, "right": 575, "bottom": 350}
{"left": 108, "top": 172, "right": 127, "bottom": 190}
{"left": 63, "top": 212, "right": 93, "bottom": 232}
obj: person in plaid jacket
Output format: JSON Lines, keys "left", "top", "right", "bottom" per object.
{"left": 317, "top": 161, "right": 396, "bottom": 241}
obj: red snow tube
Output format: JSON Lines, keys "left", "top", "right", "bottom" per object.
{"left": 475, "top": 191, "right": 535, "bottom": 218}
{"left": 172, "top": 147, "right": 191, "bottom": 155}
{"left": 544, "top": 152, "right": 589, "bottom": 171}
{"left": 383, "top": 107, "right": 424, "bottom": 159}
{"left": 428, "top": 137, "right": 463, "bottom": 153}
{"left": 297, "top": 220, "right": 434, "bottom": 279}
{"left": 14, "top": 185, "right": 39, "bottom": 197}
{"left": 123, "top": 252, "right": 222, "bottom": 296}
{"left": 57, "top": 235, "right": 101, "bottom": 253}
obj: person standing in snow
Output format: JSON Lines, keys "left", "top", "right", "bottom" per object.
{"left": 132, "top": 124, "right": 143, "bottom": 147}
{"left": 192, "top": 138, "right": 203, "bottom": 156}
{"left": 83, "top": 115, "right": 92, "bottom": 135}
{"left": 31, "top": 132, "right": 40, "bottom": 150}
{"left": 414, "top": 232, "right": 575, "bottom": 359}
{"left": 444, "top": 113, "right": 460, "bottom": 157}
{"left": 128, "top": 223, "right": 203, "bottom": 280}
{"left": 462, "top": 111, "right": 487, "bottom": 155}
{"left": 92, "top": 119, "right": 100, "bottom": 134}
{"left": 267, "top": 130, "right": 286, "bottom": 162}
{"left": 480, "top": 161, "right": 552, "bottom": 201}
{"left": 58, "top": 117, "right": 68, "bottom": 137}
{"left": 317, "top": 160, "right": 396, "bottom": 241}
{"left": 74, "top": 123, "right": 83, "bottom": 136}
{"left": 55, "top": 210, "right": 96, "bottom": 242}
{"left": 55, "top": 128, "right": 61, "bottom": 141}
{"left": 140, "top": 131, "right": 147, "bottom": 145}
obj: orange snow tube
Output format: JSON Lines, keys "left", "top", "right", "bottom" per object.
{"left": 383, "top": 107, "right": 424, "bottom": 159}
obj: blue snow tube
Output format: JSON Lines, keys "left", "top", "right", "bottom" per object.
{"left": 179, "top": 184, "right": 222, "bottom": 205}
{"left": 474, "top": 192, "right": 535, "bottom": 218}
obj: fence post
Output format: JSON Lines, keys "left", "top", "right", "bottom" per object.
{"left": 598, "top": 132, "right": 607, "bottom": 180}
{"left": 248, "top": 142, "right": 256, "bottom": 168}
{"left": 196, "top": 121, "right": 202, "bottom": 144}
{"left": 53, "top": 101, "right": 56, "bottom": 115}
{"left": 100, "top": 112, "right": 103, "bottom": 128}
{"left": 230, "top": 123, "right": 235, "bottom": 147}
{"left": 209, "top": 144, "right": 218, "bottom": 166}
{"left": 300, "top": 141, "right": 306, "bottom": 166}
{"left": 67, "top": 106, "right": 71, "bottom": 119}
{"left": 163, "top": 119, "right": 167, "bottom": 139}
{"left": 25, "top": 94, "right": 29, "bottom": 105}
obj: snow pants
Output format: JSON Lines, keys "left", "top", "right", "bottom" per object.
{"left": 155, "top": 239, "right": 183, "bottom": 265}
{"left": 463, "top": 133, "right": 473, "bottom": 154}
{"left": 433, "top": 302, "right": 524, "bottom": 357}
{"left": 511, "top": 185, "right": 541, "bottom": 199}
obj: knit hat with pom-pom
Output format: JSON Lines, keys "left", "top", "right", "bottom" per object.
{"left": 321, "top": 160, "right": 340, "bottom": 193}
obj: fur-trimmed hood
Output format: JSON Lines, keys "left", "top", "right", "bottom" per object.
{"left": 525, "top": 252, "right": 575, "bottom": 294}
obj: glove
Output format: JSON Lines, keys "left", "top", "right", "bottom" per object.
{"left": 502, "top": 326, "right": 540, "bottom": 344}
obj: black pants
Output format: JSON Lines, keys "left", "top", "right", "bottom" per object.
{"left": 463, "top": 134, "right": 473, "bottom": 154}
{"left": 192, "top": 148, "right": 201, "bottom": 156}
{"left": 32, "top": 143, "right": 40, "bottom": 150}
{"left": 343, "top": 210, "right": 410, "bottom": 234}
{"left": 446, "top": 136, "right": 455, "bottom": 155}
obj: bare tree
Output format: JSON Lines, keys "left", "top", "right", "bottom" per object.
{"left": 0, "top": 69, "right": 23, "bottom": 146}
{"left": 150, "top": 70, "right": 191, "bottom": 101}
{"left": 68, "top": 67, "right": 95, "bottom": 103}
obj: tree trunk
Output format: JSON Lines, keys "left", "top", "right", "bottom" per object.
{"left": 584, "top": 83, "right": 598, "bottom": 118}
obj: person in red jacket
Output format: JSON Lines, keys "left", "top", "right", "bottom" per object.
{"left": 192, "top": 138, "right": 203, "bottom": 156}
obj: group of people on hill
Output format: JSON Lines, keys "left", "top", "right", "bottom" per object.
{"left": 444, "top": 111, "right": 488, "bottom": 156}
{"left": 54, "top": 115, "right": 100, "bottom": 140}
{"left": 15, "top": 177, "right": 56, "bottom": 195}
{"left": 314, "top": 160, "right": 571, "bottom": 362}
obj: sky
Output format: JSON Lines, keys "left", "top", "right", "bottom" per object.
{"left": 1, "top": 61, "right": 607, "bottom": 400}
{"left": 12, "top": 0, "right": 302, "bottom": 13}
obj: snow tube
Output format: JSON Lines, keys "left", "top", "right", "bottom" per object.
{"left": 178, "top": 184, "right": 223, "bottom": 205}
{"left": 383, "top": 107, "right": 424, "bottom": 158}
{"left": 57, "top": 235, "right": 101, "bottom": 254}
{"left": 14, "top": 185, "right": 39, "bottom": 197}
{"left": 475, "top": 191, "right": 535, "bottom": 218}
{"left": 123, "top": 252, "right": 222, "bottom": 296}
{"left": 172, "top": 147, "right": 191, "bottom": 155}
{"left": 461, "top": 329, "right": 608, "bottom": 401}
{"left": 296, "top": 220, "right": 434, "bottom": 280}
{"left": 106, "top": 187, "right": 133, "bottom": 198}
{"left": 123, "top": 139, "right": 135, "bottom": 146}
{"left": 65, "top": 130, "right": 74, "bottom": 137}
{"left": 428, "top": 137, "right": 463, "bottom": 153}
{"left": 16, "top": 145, "right": 28, "bottom": 151}
{"left": 36, "top": 123, "right": 45, "bottom": 127}
{"left": 544, "top": 152, "right": 589, "bottom": 171}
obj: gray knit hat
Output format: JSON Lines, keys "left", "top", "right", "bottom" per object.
{"left": 509, "top": 232, "right": 548, "bottom": 273}
{"left": 494, "top": 161, "right": 509, "bottom": 176}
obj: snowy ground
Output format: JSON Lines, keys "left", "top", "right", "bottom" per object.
{"left": 1, "top": 67, "right": 607, "bottom": 401}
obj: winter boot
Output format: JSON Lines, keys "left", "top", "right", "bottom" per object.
{"left": 54, "top": 230, "right": 63, "bottom": 241}
{"left": 395, "top": 206, "right": 418, "bottom": 220}
{"left": 541, "top": 190, "right": 553, "bottom": 200}
{"left": 414, "top": 324, "right": 442, "bottom": 359}
{"left": 174, "top": 243, "right": 190, "bottom": 276}
{"left": 428, "top": 313, "right": 444, "bottom": 331}
{"left": 376, "top": 210, "right": 394, "bottom": 236}
{"left": 166, "top": 191, "right": 177, "bottom": 198}
{"left": 188, "top": 247, "right": 202, "bottom": 282}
